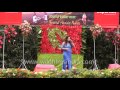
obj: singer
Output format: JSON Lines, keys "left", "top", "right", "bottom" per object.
{"left": 60, "top": 36, "right": 74, "bottom": 71}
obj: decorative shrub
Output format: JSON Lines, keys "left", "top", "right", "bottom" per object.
{"left": 82, "top": 26, "right": 116, "bottom": 69}
{"left": 0, "top": 25, "right": 40, "bottom": 71}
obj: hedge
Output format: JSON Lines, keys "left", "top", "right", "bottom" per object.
{"left": 0, "top": 68, "right": 120, "bottom": 78}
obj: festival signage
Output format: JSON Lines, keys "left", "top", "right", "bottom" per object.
{"left": 0, "top": 12, "right": 119, "bottom": 27}
{"left": 48, "top": 12, "right": 94, "bottom": 25}
{"left": 0, "top": 12, "right": 22, "bottom": 25}
{"left": 94, "top": 12, "right": 119, "bottom": 28}
{"left": 22, "top": 12, "right": 94, "bottom": 25}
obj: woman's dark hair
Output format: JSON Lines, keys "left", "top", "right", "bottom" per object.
{"left": 64, "top": 36, "right": 70, "bottom": 44}
{"left": 64, "top": 36, "right": 73, "bottom": 47}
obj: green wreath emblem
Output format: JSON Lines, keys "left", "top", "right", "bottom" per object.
{"left": 48, "top": 28, "right": 67, "bottom": 48}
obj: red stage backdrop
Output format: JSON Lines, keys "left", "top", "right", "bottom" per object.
{"left": 0, "top": 12, "right": 22, "bottom": 25}
{"left": 40, "top": 25, "right": 82, "bottom": 54}
{"left": 94, "top": 12, "right": 119, "bottom": 28}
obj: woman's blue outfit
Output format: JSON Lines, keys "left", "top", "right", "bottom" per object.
{"left": 62, "top": 43, "right": 72, "bottom": 70}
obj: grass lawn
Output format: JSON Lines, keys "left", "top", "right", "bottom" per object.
{"left": 37, "top": 53, "right": 83, "bottom": 70}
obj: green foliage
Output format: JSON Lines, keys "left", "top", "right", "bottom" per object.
{"left": 81, "top": 26, "right": 87, "bottom": 54}
{"left": 82, "top": 26, "right": 115, "bottom": 69}
{"left": 0, "top": 26, "right": 38, "bottom": 71}
{"left": 36, "top": 26, "right": 42, "bottom": 52}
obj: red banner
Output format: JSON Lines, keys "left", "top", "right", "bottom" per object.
{"left": 0, "top": 12, "right": 22, "bottom": 25}
{"left": 94, "top": 12, "right": 119, "bottom": 28}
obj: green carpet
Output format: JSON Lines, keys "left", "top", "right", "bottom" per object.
{"left": 37, "top": 53, "right": 83, "bottom": 70}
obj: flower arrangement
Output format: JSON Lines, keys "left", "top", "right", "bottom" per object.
{"left": 4, "top": 25, "right": 17, "bottom": 43}
{"left": 90, "top": 24, "right": 103, "bottom": 39}
{"left": 19, "top": 20, "right": 32, "bottom": 36}
{"left": 104, "top": 28, "right": 120, "bottom": 46}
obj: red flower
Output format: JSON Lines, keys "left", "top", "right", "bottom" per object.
{"left": 0, "top": 36, "right": 2, "bottom": 39}
{"left": 0, "top": 36, "right": 3, "bottom": 49}
{"left": 8, "top": 40, "right": 11, "bottom": 43}
{"left": 4, "top": 29, "right": 9, "bottom": 34}
{"left": 0, "top": 40, "right": 3, "bottom": 44}
{"left": 0, "top": 46, "right": 2, "bottom": 49}
{"left": 11, "top": 28, "right": 15, "bottom": 32}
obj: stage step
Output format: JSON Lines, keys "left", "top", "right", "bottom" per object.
{"left": 34, "top": 64, "right": 56, "bottom": 72}
{"left": 108, "top": 64, "right": 120, "bottom": 69}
